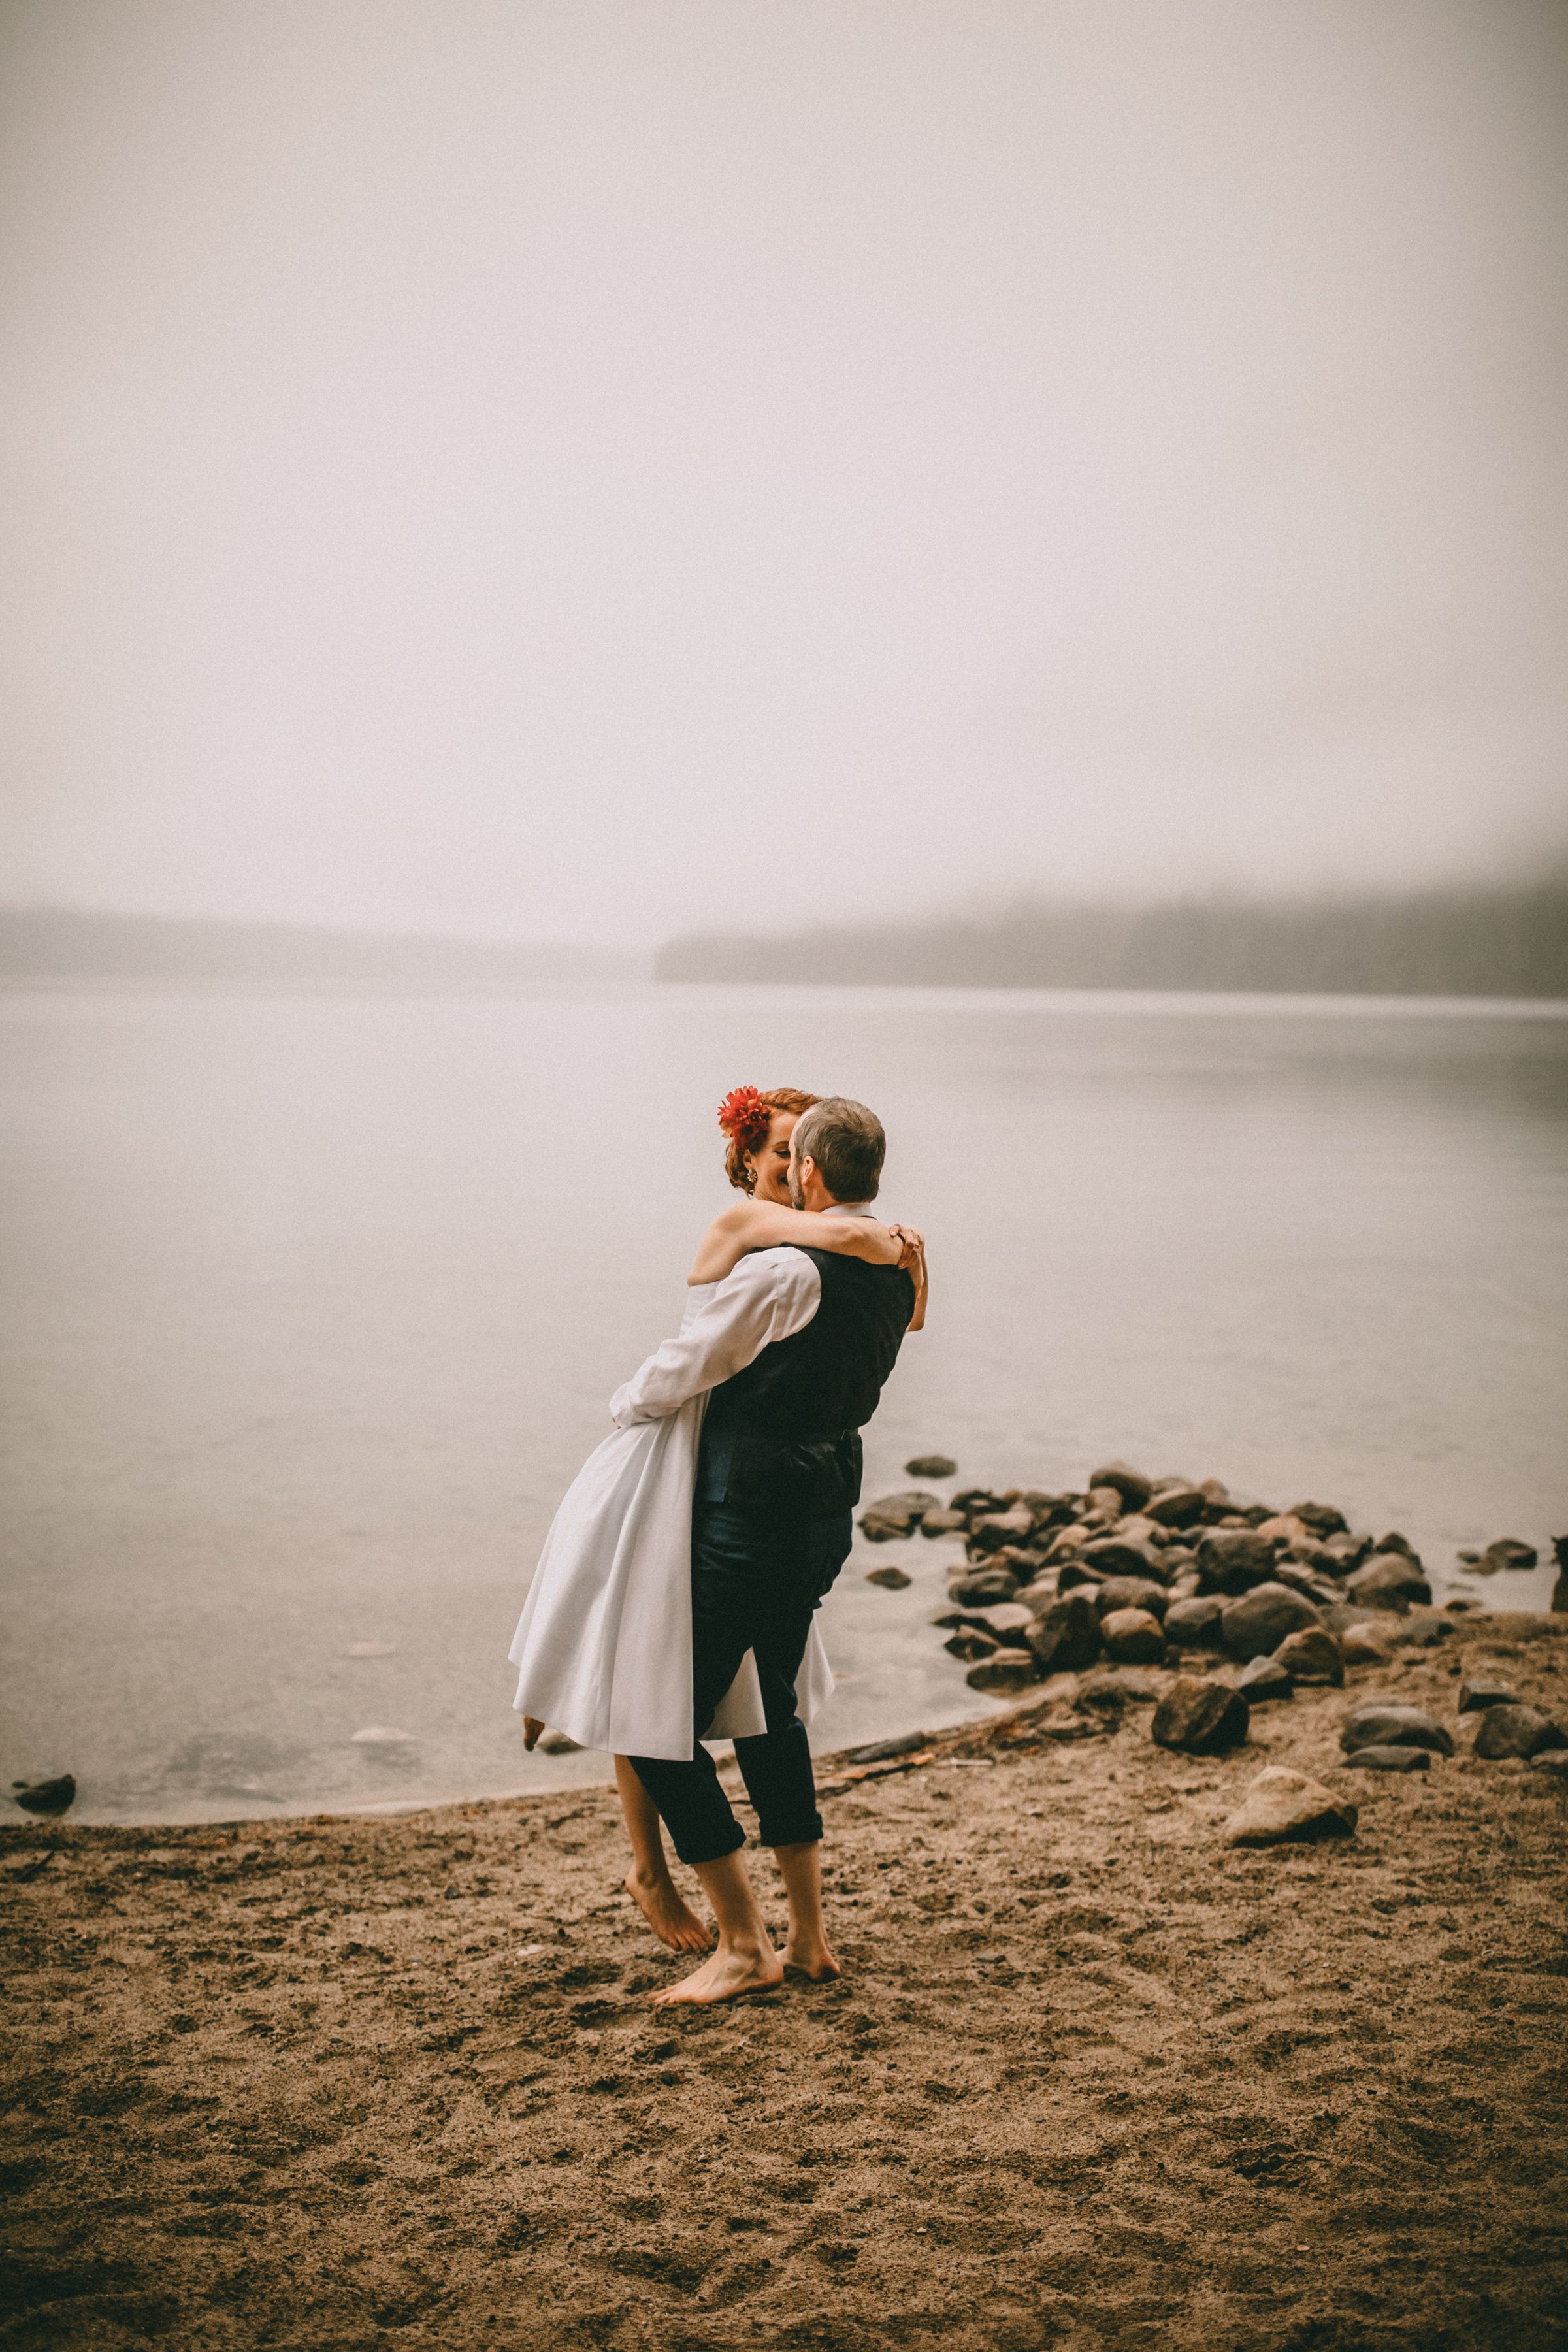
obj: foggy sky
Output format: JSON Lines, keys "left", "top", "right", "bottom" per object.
{"left": 2, "top": 0, "right": 1565, "bottom": 947}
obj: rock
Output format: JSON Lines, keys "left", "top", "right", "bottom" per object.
{"left": 10, "top": 1774, "right": 76, "bottom": 1818}
{"left": 919, "top": 1508, "right": 969, "bottom": 1536}
{"left": 1167, "top": 1569, "right": 1203, "bottom": 1601}
{"left": 1087, "top": 1484, "right": 1127, "bottom": 1518}
{"left": 1271, "top": 1561, "right": 1347, "bottom": 1607}
{"left": 1056, "top": 1560, "right": 1107, "bottom": 1592}
{"left": 1223, "top": 1767, "right": 1358, "bottom": 1847}
{"left": 1026, "top": 1593, "right": 1103, "bottom": 1674}
{"left": 905, "top": 1454, "right": 957, "bottom": 1479}
{"left": 1471, "top": 1703, "right": 1568, "bottom": 1761}
{"left": 1256, "top": 1513, "right": 1313, "bottom": 1548}
{"left": 1111, "top": 1514, "right": 1165, "bottom": 1546}
{"left": 1288, "top": 1501, "right": 1349, "bottom": 1538}
{"left": 1088, "top": 1461, "right": 1154, "bottom": 1510}
{"left": 950, "top": 1601, "right": 1036, "bottom": 1640}
{"left": 865, "top": 1566, "right": 912, "bottom": 1590}
{"left": 968, "top": 1506, "right": 1037, "bottom": 1552}
{"left": 1235, "top": 1656, "right": 1294, "bottom": 1702}
{"left": 1373, "top": 1530, "right": 1418, "bottom": 1560}
{"left": 842, "top": 1732, "right": 930, "bottom": 1764}
{"left": 1100, "top": 1607, "right": 1166, "bottom": 1665}
{"left": 1338, "top": 1744, "right": 1430, "bottom": 1774}
{"left": 1339, "top": 1622, "right": 1392, "bottom": 1666}
{"left": 945, "top": 1629, "right": 999, "bottom": 1663}
{"left": 1273, "top": 1627, "right": 1345, "bottom": 1686}
{"left": 1164, "top": 1594, "right": 1228, "bottom": 1648}
{"left": 1456, "top": 1549, "right": 1480, "bottom": 1564}
{"left": 1390, "top": 1609, "right": 1452, "bottom": 1649}
{"left": 1145, "top": 1484, "right": 1208, "bottom": 1529}
{"left": 947, "top": 1567, "right": 1021, "bottom": 1606}
{"left": 951, "top": 1488, "right": 1009, "bottom": 1515}
{"left": 1077, "top": 1536, "right": 1170, "bottom": 1583}
{"left": 1345, "top": 1554, "right": 1431, "bottom": 1612}
{"left": 966, "top": 1649, "right": 1040, "bottom": 1695}
{"left": 860, "top": 1490, "right": 942, "bottom": 1538}
{"left": 1340, "top": 1704, "right": 1454, "bottom": 1758}
{"left": 1077, "top": 1668, "right": 1160, "bottom": 1707}
{"left": 1481, "top": 1537, "right": 1538, "bottom": 1572}
{"left": 1220, "top": 1583, "right": 1324, "bottom": 1661}
{"left": 1091, "top": 1576, "right": 1170, "bottom": 1620}
{"left": 1458, "top": 1678, "right": 1516, "bottom": 1714}
{"left": 1198, "top": 1478, "right": 1231, "bottom": 1509}
{"left": 1196, "top": 1529, "right": 1277, "bottom": 1593}
{"left": 1151, "top": 1678, "right": 1251, "bottom": 1756}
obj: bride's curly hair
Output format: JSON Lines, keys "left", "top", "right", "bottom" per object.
{"left": 717, "top": 1085, "right": 821, "bottom": 1193}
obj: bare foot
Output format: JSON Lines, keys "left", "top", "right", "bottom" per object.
{"left": 652, "top": 1943, "right": 784, "bottom": 2008}
{"left": 625, "top": 1866, "right": 712, "bottom": 1954}
{"left": 522, "top": 1716, "right": 545, "bottom": 1751}
{"left": 783, "top": 1936, "right": 841, "bottom": 1982}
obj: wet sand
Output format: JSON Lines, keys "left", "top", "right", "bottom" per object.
{"left": 3, "top": 1614, "right": 1566, "bottom": 2351}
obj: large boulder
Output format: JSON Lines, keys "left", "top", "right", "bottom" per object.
{"left": 1223, "top": 1767, "right": 1358, "bottom": 1847}
{"left": 1100, "top": 1607, "right": 1165, "bottom": 1665}
{"left": 966, "top": 1650, "right": 1039, "bottom": 1695}
{"left": 1091, "top": 1576, "right": 1169, "bottom": 1620}
{"left": 1345, "top": 1554, "right": 1431, "bottom": 1613}
{"left": 1145, "top": 1483, "right": 1209, "bottom": 1529}
{"left": 1471, "top": 1704, "right": 1568, "bottom": 1761}
{"left": 1340, "top": 1703, "right": 1454, "bottom": 1758}
{"left": 1273, "top": 1627, "right": 1345, "bottom": 1686}
{"left": 1164, "top": 1594, "right": 1228, "bottom": 1649}
{"left": 1026, "top": 1593, "right": 1102, "bottom": 1674}
{"left": 1151, "top": 1678, "right": 1250, "bottom": 1755}
{"left": 1220, "top": 1584, "right": 1324, "bottom": 1661}
{"left": 1196, "top": 1529, "right": 1277, "bottom": 1594}
{"left": 1088, "top": 1461, "right": 1154, "bottom": 1510}
{"left": 1077, "top": 1536, "right": 1169, "bottom": 1584}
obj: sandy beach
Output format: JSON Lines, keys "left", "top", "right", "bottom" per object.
{"left": 4, "top": 1613, "right": 1566, "bottom": 2351}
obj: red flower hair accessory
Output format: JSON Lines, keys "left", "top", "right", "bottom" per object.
{"left": 717, "top": 1085, "right": 770, "bottom": 1154}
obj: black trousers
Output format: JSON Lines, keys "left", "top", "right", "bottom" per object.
{"left": 629, "top": 1500, "right": 853, "bottom": 1868}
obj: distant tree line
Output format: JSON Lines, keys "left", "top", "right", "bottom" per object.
{"left": 656, "top": 877, "right": 1568, "bottom": 998}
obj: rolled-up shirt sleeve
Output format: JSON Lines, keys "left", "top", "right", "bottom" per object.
{"left": 610, "top": 1249, "right": 822, "bottom": 1426}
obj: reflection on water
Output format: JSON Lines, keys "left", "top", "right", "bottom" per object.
{"left": 1, "top": 983, "right": 1565, "bottom": 1822}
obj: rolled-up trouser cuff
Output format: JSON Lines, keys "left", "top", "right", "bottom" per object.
{"left": 753, "top": 1808, "right": 823, "bottom": 1850}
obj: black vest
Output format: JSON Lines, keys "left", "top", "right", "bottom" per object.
{"left": 697, "top": 1248, "right": 915, "bottom": 1518}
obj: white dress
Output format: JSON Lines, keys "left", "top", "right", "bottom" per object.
{"left": 508, "top": 1280, "right": 836, "bottom": 1762}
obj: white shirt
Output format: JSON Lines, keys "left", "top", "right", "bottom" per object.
{"left": 610, "top": 1206, "right": 877, "bottom": 1429}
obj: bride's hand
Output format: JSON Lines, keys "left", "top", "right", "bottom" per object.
{"left": 887, "top": 1222, "right": 925, "bottom": 1272}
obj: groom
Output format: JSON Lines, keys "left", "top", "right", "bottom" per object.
{"left": 613, "top": 1097, "right": 917, "bottom": 2006}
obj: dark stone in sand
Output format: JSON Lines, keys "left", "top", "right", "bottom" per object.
{"left": 936, "top": 1601, "right": 1034, "bottom": 1640}
{"left": 1145, "top": 1484, "right": 1208, "bottom": 1529}
{"left": 1026, "top": 1593, "right": 1102, "bottom": 1674}
{"left": 843, "top": 1732, "right": 930, "bottom": 1765}
{"left": 860, "top": 1491, "right": 941, "bottom": 1539}
{"left": 905, "top": 1454, "right": 957, "bottom": 1480}
{"left": 1339, "top": 1744, "right": 1430, "bottom": 1774}
{"left": 1345, "top": 1554, "right": 1432, "bottom": 1612}
{"left": 1077, "top": 1668, "right": 1160, "bottom": 1707}
{"left": 966, "top": 1649, "right": 1039, "bottom": 1695}
{"left": 1235, "top": 1656, "right": 1294, "bottom": 1702}
{"left": 1151, "top": 1678, "right": 1250, "bottom": 1756}
{"left": 1077, "top": 1536, "right": 1169, "bottom": 1584}
{"left": 1087, "top": 1461, "right": 1154, "bottom": 1510}
{"left": 1100, "top": 1607, "right": 1166, "bottom": 1665}
{"left": 1273, "top": 1627, "right": 1345, "bottom": 1686}
{"left": 1092, "top": 1576, "right": 1169, "bottom": 1620}
{"left": 1289, "top": 1501, "right": 1349, "bottom": 1537}
{"left": 1481, "top": 1537, "right": 1537, "bottom": 1572}
{"left": 1340, "top": 1704, "right": 1454, "bottom": 1758}
{"left": 865, "top": 1566, "right": 911, "bottom": 1590}
{"left": 1220, "top": 1583, "right": 1324, "bottom": 1661}
{"left": 1196, "top": 1529, "right": 1277, "bottom": 1593}
{"left": 951, "top": 1488, "right": 1010, "bottom": 1516}
{"left": 1471, "top": 1704, "right": 1568, "bottom": 1761}
{"left": 947, "top": 1567, "right": 1021, "bottom": 1606}
{"left": 919, "top": 1509, "right": 968, "bottom": 1536}
{"left": 945, "top": 1629, "right": 1000, "bottom": 1663}
{"left": 1458, "top": 1679, "right": 1516, "bottom": 1714}
{"left": 1164, "top": 1595, "right": 1228, "bottom": 1649}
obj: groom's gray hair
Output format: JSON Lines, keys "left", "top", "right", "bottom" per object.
{"left": 792, "top": 1097, "right": 886, "bottom": 1203}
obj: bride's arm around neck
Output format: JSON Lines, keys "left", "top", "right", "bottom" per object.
{"left": 687, "top": 1198, "right": 905, "bottom": 1286}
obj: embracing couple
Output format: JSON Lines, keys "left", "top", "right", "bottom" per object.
{"left": 508, "top": 1087, "right": 926, "bottom": 2007}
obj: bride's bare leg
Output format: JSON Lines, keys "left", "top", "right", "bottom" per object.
{"left": 615, "top": 1757, "right": 711, "bottom": 1953}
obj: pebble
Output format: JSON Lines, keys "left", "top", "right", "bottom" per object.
{"left": 1151, "top": 1678, "right": 1250, "bottom": 1756}
{"left": 904, "top": 1454, "right": 958, "bottom": 1478}
{"left": 865, "top": 1565, "right": 912, "bottom": 1590}
{"left": 1471, "top": 1704, "right": 1568, "bottom": 1761}
{"left": 1223, "top": 1766, "right": 1358, "bottom": 1846}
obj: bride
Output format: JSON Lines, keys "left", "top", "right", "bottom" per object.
{"left": 508, "top": 1084, "right": 926, "bottom": 1953}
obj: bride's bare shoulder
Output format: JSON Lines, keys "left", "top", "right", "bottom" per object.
{"left": 687, "top": 1198, "right": 764, "bottom": 1284}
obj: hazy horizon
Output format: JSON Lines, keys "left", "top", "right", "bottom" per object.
{"left": 3, "top": 1, "right": 1565, "bottom": 949}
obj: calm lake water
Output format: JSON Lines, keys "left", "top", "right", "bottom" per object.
{"left": 3, "top": 983, "right": 1565, "bottom": 1824}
